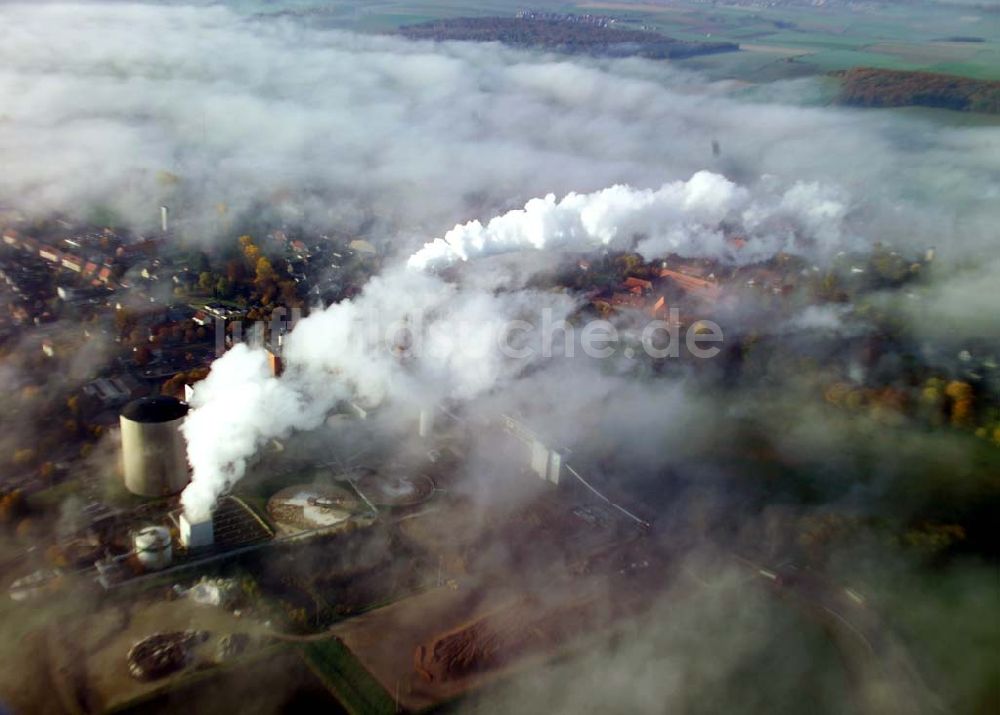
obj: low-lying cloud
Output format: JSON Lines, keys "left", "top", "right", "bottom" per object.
{"left": 0, "top": 2, "right": 996, "bottom": 261}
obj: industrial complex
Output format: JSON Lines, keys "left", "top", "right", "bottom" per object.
{"left": 0, "top": 226, "right": 960, "bottom": 713}
{"left": 16, "top": 377, "right": 669, "bottom": 713}
{"left": 0, "top": 197, "right": 969, "bottom": 715}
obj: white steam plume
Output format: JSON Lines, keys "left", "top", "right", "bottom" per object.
{"left": 408, "top": 171, "right": 854, "bottom": 271}
{"left": 181, "top": 266, "right": 575, "bottom": 520}
{"left": 181, "top": 173, "right": 847, "bottom": 519}
{"left": 181, "top": 345, "right": 335, "bottom": 522}
{"left": 183, "top": 170, "right": 856, "bottom": 520}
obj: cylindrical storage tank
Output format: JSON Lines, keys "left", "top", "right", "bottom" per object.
{"left": 132, "top": 525, "right": 172, "bottom": 570}
{"left": 120, "top": 396, "right": 190, "bottom": 497}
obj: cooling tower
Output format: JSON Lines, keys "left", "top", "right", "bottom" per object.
{"left": 120, "top": 396, "right": 190, "bottom": 497}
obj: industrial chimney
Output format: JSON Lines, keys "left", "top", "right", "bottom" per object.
{"left": 160, "top": 206, "right": 169, "bottom": 233}
{"left": 266, "top": 336, "right": 284, "bottom": 377}
{"left": 120, "top": 396, "right": 190, "bottom": 497}
{"left": 418, "top": 405, "right": 436, "bottom": 439}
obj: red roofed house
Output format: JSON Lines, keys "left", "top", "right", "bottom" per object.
{"left": 116, "top": 238, "right": 160, "bottom": 259}
{"left": 658, "top": 268, "right": 720, "bottom": 300}
{"left": 611, "top": 292, "right": 647, "bottom": 310}
{"left": 624, "top": 276, "right": 653, "bottom": 293}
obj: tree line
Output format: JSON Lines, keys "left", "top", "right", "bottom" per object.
{"left": 398, "top": 17, "right": 738, "bottom": 60}
{"left": 835, "top": 67, "right": 1000, "bottom": 114}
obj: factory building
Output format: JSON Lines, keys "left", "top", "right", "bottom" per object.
{"left": 530, "top": 439, "right": 564, "bottom": 485}
{"left": 179, "top": 512, "right": 214, "bottom": 549}
{"left": 502, "top": 414, "right": 564, "bottom": 485}
{"left": 119, "top": 396, "right": 190, "bottom": 497}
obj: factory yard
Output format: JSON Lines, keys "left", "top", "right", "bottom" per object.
{"left": 0, "top": 355, "right": 962, "bottom": 715}
{"left": 0, "top": 266, "right": 938, "bottom": 712}
{"left": 325, "top": 584, "right": 529, "bottom": 712}
{"left": 27, "top": 405, "right": 663, "bottom": 713}
{"left": 320, "top": 548, "right": 660, "bottom": 712}
{"left": 47, "top": 595, "right": 273, "bottom": 713}
{"left": 305, "top": 458, "right": 661, "bottom": 712}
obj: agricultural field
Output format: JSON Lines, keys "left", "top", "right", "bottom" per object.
{"left": 568, "top": 1, "right": 1000, "bottom": 80}
{"left": 239, "top": 0, "right": 1000, "bottom": 82}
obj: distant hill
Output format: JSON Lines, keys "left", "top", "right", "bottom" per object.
{"left": 835, "top": 67, "right": 1000, "bottom": 114}
{"left": 397, "top": 17, "right": 739, "bottom": 60}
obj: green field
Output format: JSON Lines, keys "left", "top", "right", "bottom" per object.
{"left": 303, "top": 639, "right": 397, "bottom": 715}
{"left": 224, "top": 0, "right": 1000, "bottom": 118}
{"left": 556, "top": 1, "right": 1000, "bottom": 80}
{"left": 241, "top": 0, "right": 1000, "bottom": 82}
{"left": 606, "top": 1, "right": 986, "bottom": 83}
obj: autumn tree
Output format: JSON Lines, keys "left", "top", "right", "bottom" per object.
{"left": 615, "top": 253, "right": 643, "bottom": 275}
{"left": 225, "top": 259, "right": 244, "bottom": 284}
{"left": 0, "top": 489, "right": 26, "bottom": 525}
{"left": 215, "top": 276, "right": 233, "bottom": 298}
{"left": 255, "top": 256, "right": 275, "bottom": 285}
{"left": 918, "top": 377, "right": 945, "bottom": 425}
{"left": 12, "top": 449, "right": 36, "bottom": 467}
{"left": 279, "top": 280, "right": 301, "bottom": 308}
{"left": 240, "top": 235, "right": 261, "bottom": 268}
{"left": 115, "top": 308, "right": 135, "bottom": 337}
{"left": 945, "top": 380, "right": 974, "bottom": 427}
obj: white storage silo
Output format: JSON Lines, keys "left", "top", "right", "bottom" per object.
{"left": 132, "top": 525, "right": 172, "bottom": 570}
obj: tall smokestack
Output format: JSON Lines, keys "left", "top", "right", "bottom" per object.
{"left": 160, "top": 205, "right": 169, "bottom": 233}
{"left": 418, "top": 405, "right": 436, "bottom": 439}
{"left": 267, "top": 347, "right": 284, "bottom": 377}
{"left": 267, "top": 331, "right": 285, "bottom": 377}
